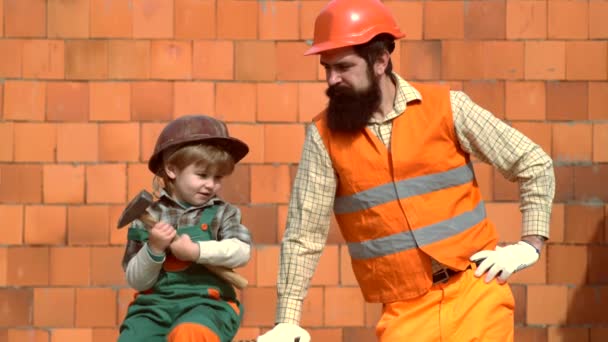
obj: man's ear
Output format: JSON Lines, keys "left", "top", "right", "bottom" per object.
{"left": 374, "top": 50, "right": 390, "bottom": 76}
{"left": 164, "top": 164, "right": 177, "bottom": 180}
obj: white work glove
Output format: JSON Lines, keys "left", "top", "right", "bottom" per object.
{"left": 257, "top": 323, "right": 311, "bottom": 342}
{"left": 470, "top": 241, "right": 539, "bottom": 284}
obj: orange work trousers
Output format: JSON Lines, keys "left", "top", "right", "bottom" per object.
{"left": 376, "top": 265, "right": 514, "bottom": 342}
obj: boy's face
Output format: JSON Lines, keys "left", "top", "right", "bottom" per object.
{"left": 165, "top": 163, "right": 224, "bottom": 207}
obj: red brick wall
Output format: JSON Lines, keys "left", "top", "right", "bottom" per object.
{"left": 0, "top": 1, "right": 607, "bottom": 341}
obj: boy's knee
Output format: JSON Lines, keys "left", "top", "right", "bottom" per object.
{"left": 168, "top": 323, "right": 220, "bottom": 342}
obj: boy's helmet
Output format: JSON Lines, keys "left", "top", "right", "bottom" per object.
{"left": 148, "top": 115, "right": 249, "bottom": 174}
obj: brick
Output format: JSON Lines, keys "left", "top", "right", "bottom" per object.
{"left": 505, "top": 81, "right": 546, "bottom": 120}
{"left": 344, "top": 327, "right": 377, "bottom": 342}
{"left": 86, "top": 164, "right": 127, "bottom": 204}
{"left": 51, "top": 329, "right": 93, "bottom": 342}
{"left": 89, "top": 82, "right": 131, "bottom": 121}
{"left": 299, "top": 1, "right": 326, "bottom": 40}
{"left": 594, "top": 123, "right": 608, "bottom": 162}
{"left": 240, "top": 205, "right": 277, "bottom": 244}
{"left": 365, "top": 302, "right": 382, "bottom": 327}
{"left": 126, "top": 163, "right": 154, "bottom": 203}
{"left": 4, "top": 0, "right": 46, "bottom": 37}
{"left": 574, "top": 165, "right": 608, "bottom": 202}
{"left": 277, "top": 42, "right": 318, "bottom": 81}
{"left": 547, "top": 245, "right": 588, "bottom": 284}
{"left": 298, "top": 82, "right": 328, "bottom": 122}
{"left": 567, "top": 286, "right": 608, "bottom": 324}
{"left": 462, "top": 81, "right": 505, "bottom": 119}
{"left": 472, "top": 162, "right": 493, "bottom": 201}
{"left": 511, "top": 284, "right": 526, "bottom": 324}
{"left": 0, "top": 39, "right": 22, "bottom": 77}
{"left": 140, "top": 123, "right": 165, "bottom": 162}
{"left": 132, "top": 0, "right": 173, "bottom": 39}
{"left": 117, "top": 288, "right": 137, "bottom": 326}
{"left": 591, "top": 327, "right": 608, "bottom": 342}
{"left": 149, "top": 41, "right": 192, "bottom": 80}
{"left": 524, "top": 41, "right": 565, "bottom": 80}
{"left": 264, "top": 124, "right": 305, "bottom": 163}
{"left": 0, "top": 164, "right": 42, "bottom": 203}
{"left": 75, "top": 288, "right": 117, "bottom": 327}
{"left": 217, "top": 0, "right": 258, "bottom": 39}
{"left": 192, "top": 41, "right": 234, "bottom": 80}
{"left": 68, "top": 206, "right": 110, "bottom": 245}
{"left": 235, "top": 42, "right": 277, "bottom": 81}
{"left": 401, "top": 41, "right": 441, "bottom": 81}
{"left": 464, "top": 0, "right": 506, "bottom": 39}
{"left": 92, "top": 328, "right": 119, "bottom": 342}
{"left": 0, "top": 0, "right": 2, "bottom": 36}
{"left": 65, "top": 40, "right": 109, "bottom": 80}
{"left": 546, "top": 82, "right": 588, "bottom": 120}
{"left": 99, "top": 123, "right": 140, "bottom": 162}
{"left": 90, "top": 0, "right": 132, "bottom": 38}
{"left": 527, "top": 285, "right": 568, "bottom": 324}
{"left": 233, "top": 328, "right": 261, "bottom": 341}
{"left": 552, "top": 123, "right": 592, "bottom": 162}
{"left": 385, "top": 1, "right": 423, "bottom": 40}
{"left": 511, "top": 122, "right": 552, "bottom": 157}
{"left": 324, "top": 287, "right": 365, "bottom": 326}
{"left": 258, "top": 1, "right": 298, "bottom": 40}
{"left": 482, "top": 41, "right": 525, "bottom": 79}
{"left": 219, "top": 165, "right": 251, "bottom": 205}
{"left": 216, "top": 83, "right": 257, "bottom": 123}
{"left": 3, "top": 80, "right": 46, "bottom": 120}
{"left": 0, "top": 249, "right": 6, "bottom": 286}
{"left": 14, "top": 123, "right": 56, "bottom": 162}
{"left": 108, "top": 40, "right": 150, "bottom": 79}
{"left": 91, "top": 247, "right": 127, "bottom": 286}
{"left": 549, "top": 204, "right": 565, "bottom": 242}
{"left": 250, "top": 165, "right": 291, "bottom": 204}
{"left": 131, "top": 82, "right": 173, "bottom": 121}
{"left": 589, "top": 82, "right": 608, "bottom": 120}
{"left": 548, "top": 0, "right": 589, "bottom": 39}
{"left": 175, "top": 0, "right": 215, "bottom": 39}
{"left": 0, "top": 288, "right": 32, "bottom": 326}
{"left": 441, "top": 41, "right": 483, "bottom": 80}
{"left": 24, "top": 205, "right": 66, "bottom": 245}
{"left": 237, "top": 247, "right": 256, "bottom": 286}
{"left": 506, "top": 0, "right": 547, "bottom": 39}
{"left": 257, "top": 83, "right": 298, "bottom": 122}
{"left": 493, "top": 171, "right": 519, "bottom": 201}
{"left": 46, "top": 82, "right": 89, "bottom": 122}
{"left": 554, "top": 165, "right": 574, "bottom": 202}
{"left": 514, "top": 326, "right": 547, "bottom": 341}
{"left": 50, "top": 247, "right": 91, "bottom": 286}
{"left": 486, "top": 203, "right": 521, "bottom": 242}
{"left": 0, "top": 122, "right": 12, "bottom": 161}
{"left": 110, "top": 205, "right": 128, "bottom": 245}
{"left": 22, "top": 40, "right": 64, "bottom": 79}
{"left": 57, "top": 123, "right": 99, "bottom": 162}
{"left": 588, "top": 246, "right": 608, "bottom": 284}
{"left": 225, "top": 123, "right": 264, "bottom": 163}
{"left": 590, "top": 0, "right": 608, "bottom": 38}
{"left": 424, "top": 1, "right": 464, "bottom": 39}
{"left": 300, "top": 287, "right": 324, "bottom": 326}
{"left": 548, "top": 327, "right": 589, "bottom": 341}
{"left": 565, "top": 204, "right": 605, "bottom": 243}
{"left": 0, "top": 205, "right": 23, "bottom": 245}
{"left": 310, "top": 245, "right": 339, "bottom": 286}
{"left": 240, "top": 287, "right": 276, "bottom": 326}
{"left": 255, "top": 245, "right": 279, "bottom": 286}
{"left": 566, "top": 41, "right": 608, "bottom": 81}
{"left": 6, "top": 329, "right": 49, "bottom": 342}
{"left": 33, "top": 288, "right": 75, "bottom": 327}
{"left": 47, "top": 0, "right": 89, "bottom": 38}
{"left": 173, "top": 82, "right": 214, "bottom": 118}
{"left": 7, "top": 247, "right": 49, "bottom": 286}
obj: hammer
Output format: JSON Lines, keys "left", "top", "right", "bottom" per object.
{"left": 117, "top": 190, "right": 248, "bottom": 289}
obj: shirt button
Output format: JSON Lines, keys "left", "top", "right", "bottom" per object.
{"left": 201, "top": 223, "right": 208, "bottom": 231}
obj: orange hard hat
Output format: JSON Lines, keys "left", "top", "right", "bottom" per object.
{"left": 304, "top": 0, "right": 405, "bottom": 56}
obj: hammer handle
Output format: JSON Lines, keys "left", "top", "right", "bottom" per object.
{"left": 139, "top": 211, "right": 248, "bottom": 289}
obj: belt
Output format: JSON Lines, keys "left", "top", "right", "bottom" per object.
{"left": 431, "top": 259, "right": 482, "bottom": 284}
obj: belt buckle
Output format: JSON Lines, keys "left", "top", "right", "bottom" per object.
{"left": 432, "top": 268, "right": 451, "bottom": 284}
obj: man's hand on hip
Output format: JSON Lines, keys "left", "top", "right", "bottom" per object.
{"left": 257, "top": 323, "right": 311, "bottom": 342}
{"left": 470, "top": 240, "right": 540, "bottom": 284}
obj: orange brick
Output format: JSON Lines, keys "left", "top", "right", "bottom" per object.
{"left": 51, "top": 329, "right": 93, "bottom": 342}
{"left": 300, "top": 287, "right": 324, "bottom": 326}
{"left": 0, "top": 0, "right": 2, "bottom": 36}
{"left": 424, "top": 1, "right": 464, "bottom": 39}
{"left": 505, "top": 81, "right": 546, "bottom": 120}
{"left": 92, "top": 328, "right": 119, "bottom": 342}
{"left": 7, "top": 247, "right": 49, "bottom": 286}
{"left": 276, "top": 42, "right": 318, "bottom": 81}
{"left": 241, "top": 288, "right": 277, "bottom": 326}
{"left": 235, "top": 41, "right": 276, "bottom": 81}
{"left": 150, "top": 41, "right": 192, "bottom": 80}
{"left": 250, "top": 165, "right": 291, "bottom": 204}
{"left": 515, "top": 327, "right": 547, "bottom": 341}
{"left": 493, "top": 169, "right": 519, "bottom": 201}
{"left": 546, "top": 82, "right": 588, "bottom": 120}
{"left": 486, "top": 203, "right": 521, "bottom": 242}
{"left": 140, "top": 123, "right": 166, "bottom": 162}
{"left": 0, "top": 288, "right": 32, "bottom": 326}
{"left": 588, "top": 246, "right": 608, "bottom": 284}
{"left": 310, "top": 245, "right": 339, "bottom": 286}
{"left": 46, "top": 82, "right": 89, "bottom": 121}
{"left": 0, "top": 205, "right": 23, "bottom": 245}
{"left": 298, "top": 82, "right": 327, "bottom": 122}
{"left": 75, "top": 288, "right": 117, "bottom": 327}
{"left": 343, "top": 327, "right": 377, "bottom": 342}
{"left": 91, "top": 247, "right": 127, "bottom": 286}
{"left": 324, "top": 287, "right": 365, "bottom": 326}
{"left": 340, "top": 246, "right": 358, "bottom": 286}
{"left": 401, "top": 41, "right": 441, "bottom": 81}
{"left": 50, "top": 247, "right": 91, "bottom": 286}
{"left": 89, "top": 82, "right": 131, "bottom": 121}
{"left": 299, "top": 1, "right": 326, "bottom": 40}
{"left": 524, "top": 41, "right": 566, "bottom": 80}
{"left": 511, "top": 122, "right": 552, "bottom": 157}
{"left": 548, "top": 0, "right": 589, "bottom": 39}
{"left": 216, "top": 83, "right": 256, "bottom": 123}
{"left": 175, "top": 0, "right": 215, "bottom": 39}
{"left": 219, "top": 164, "right": 251, "bottom": 204}
{"left": 237, "top": 247, "right": 256, "bottom": 286}
{"left": 3, "top": 80, "right": 46, "bottom": 120}
{"left": 110, "top": 205, "right": 129, "bottom": 244}
{"left": 108, "top": 40, "right": 151, "bottom": 79}
{"left": 566, "top": 41, "right": 608, "bottom": 81}
{"left": 590, "top": 0, "right": 608, "bottom": 38}
{"left": 257, "top": 83, "right": 298, "bottom": 122}
{"left": 33, "top": 288, "right": 75, "bottom": 327}
{"left": 126, "top": 163, "right": 154, "bottom": 202}
{"left": 47, "top": 0, "right": 89, "bottom": 38}
{"left": 548, "top": 245, "right": 588, "bottom": 284}
{"left": 385, "top": 1, "right": 423, "bottom": 40}
{"left": 173, "top": 82, "right": 214, "bottom": 118}
{"left": 6, "top": 329, "right": 49, "bottom": 342}
{"left": 594, "top": 123, "right": 608, "bottom": 162}
{"left": 22, "top": 39, "right": 64, "bottom": 79}
{"left": 589, "top": 82, "right": 608, "bottom": 120}
{"left": 65, "top": 40, "right": 108, "bottom": 80}
{"left": 549, "top": 204, "right": 565, "bottom": 243}
{"left": 132, "top": 0, "right": 173, "bottom": 39}
{"left": 57, "top": 123, "right": 99, "bottom": 162}
{"left": 441, "top": 41, "right": 483, "bottom": 80}
{"left": 0, "top": 39, "right": 22, "bottom": 77}
{"left": 472, "top": 162, "right": 493, "bottom": 201}
{"left": 258, "top": 1, "right": 298, "bottom": 40}
{"left": 90, "top": 0, "right": 132, "bottom": 38}
{"left": 0, "top": 164, "right": 42, "bottom": 203}
{"left": 4, "top": 0, "right": 46, "bottom": 37}
{"left": 117, "top": 288, "right": 137, "bottom": 325}
{"left": 232, "top": 328, "right": 261, "bottom": 342}
{"left": 68, "top": 206, "right": 111, "bottom": 245}
{"left": 565, "top": 204, "right": 605, "bottom": 243}
{"left": 464, "top": 0, "right": 506, "bottom": 39}
{"left": 552, "top": 123, "right": 592, "bottom": 162}
{"left": 482, "top": 41, "right": 525, "bottom": 79}
{"left": 256, "top": 245, "right": 279, "bottom": 286}
{"left": 506, "top": 0, "right": 547, "bottom": 39}
{"left": 24, "top": 205, "right": 66, "bottom": 245}
{"left": 591, "top": 328, "right": 608, "bottom": 342}
{"left": 131, "top": 82, "right": 173, "bottom": 121}
{"left": 573, "top": 165, "right": 608, "bottom": 202}
{"left": 365, "top": 302, "right": 382, "bottom": 327}
{"left": 548, "top": 327, "right": 589, "bottom": 341}
{"left": 240, "top": 205, "right": 277, "bottom": 244}
{"left": 217, "top": 0, "right": 258, "bottom": 39}
{"left": 527, "top": 285, "right": 568, "bottom": 324}
{"left": 264, "top": 124, "right": 305, "bottom": 163}
{"left": 0, "top": 122, "right": 13, "bottom": 162}
{"left": 463, "top": 81, "right": 505, "bottom": 119}
{"left": 192, "top": 41, "right": 233, "bottom": 80}
{"left": 14, "top": 123, "right": 56, "bottom": 162}
{"left": 86, "top": 164, "right": 127, "bottom": 204}
{"left": 99, "top": 123, "right": 140, "bottom": 162}
{"left": 567, "top": 286, "right": 608, "bottom": 324}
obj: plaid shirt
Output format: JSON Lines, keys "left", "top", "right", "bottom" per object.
{"left": 276, "top": 73, "right": 555, "bottom": 324}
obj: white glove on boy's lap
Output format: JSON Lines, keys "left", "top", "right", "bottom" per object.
{"left": 470, "top": 241, "right": 539, "bottom": 284}
{"left": 257, "top": 323, "right": 311, "bottom": 342}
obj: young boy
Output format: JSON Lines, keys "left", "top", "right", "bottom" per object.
{"left": 118, "top": 115, "right": 252, "bottom": 342}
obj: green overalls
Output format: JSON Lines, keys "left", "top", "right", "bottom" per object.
{"left": 119, "top": 205, "right": 243, "bottom": 342}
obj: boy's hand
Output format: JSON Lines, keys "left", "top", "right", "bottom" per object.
{"left": 169, "top": 234, "right": 200, "bottom": 262}
{"left": 147, "top": 222, "right": 176, "bottom": 255}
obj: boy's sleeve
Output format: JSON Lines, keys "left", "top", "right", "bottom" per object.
{"left": 122, "top": 219, "right": 164, "bottom": 291}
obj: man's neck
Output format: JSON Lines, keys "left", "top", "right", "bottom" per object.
{"left": 373, "top": 74, "right": 397, "bottom": 121}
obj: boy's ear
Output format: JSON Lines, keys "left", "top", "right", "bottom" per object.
{"left": 164, "top": 164, "right": 177, "bottom": 180}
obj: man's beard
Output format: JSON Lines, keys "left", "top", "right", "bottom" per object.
{"left": 325, "top": 73, "right": 381, "bottom": 134}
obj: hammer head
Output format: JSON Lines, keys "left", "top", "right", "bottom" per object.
{"left": 117, "top": 190, "right": 154, "bottom": 228}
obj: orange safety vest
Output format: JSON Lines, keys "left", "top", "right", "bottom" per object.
{"left": 314, "top": 83, "right": 498, "bottom": 303}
